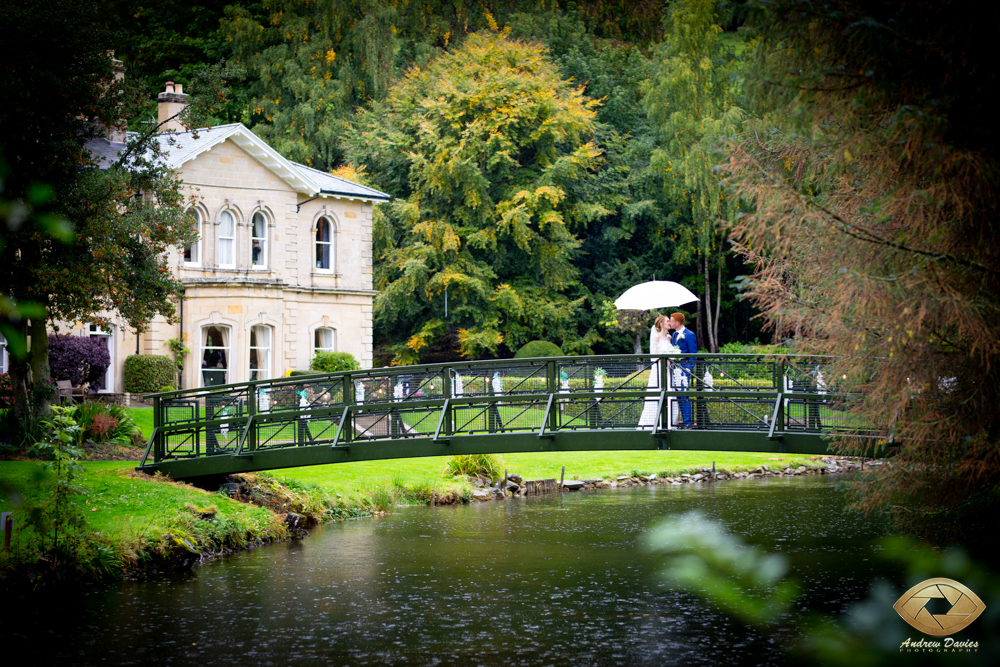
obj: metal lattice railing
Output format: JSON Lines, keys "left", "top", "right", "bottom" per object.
{"left": 140, "top": 354, "right": 881, "bottom": 466}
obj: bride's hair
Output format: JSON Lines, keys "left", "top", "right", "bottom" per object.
{"left": 653, "top": 315, "right": 669, "bottom": 332}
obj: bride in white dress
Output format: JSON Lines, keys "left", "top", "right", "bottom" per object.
{"left": 637, "top": 316, "right": 675, "bottom": 429}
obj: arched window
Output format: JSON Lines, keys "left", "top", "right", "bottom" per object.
{"left": 183, "top": 208, "right": 202, "bottom": 266}
{"left": 314, "top": 327, "right": 336, "bottom": 355}
{"left": 218, "top": 210, "right": 236, "bottom": 268}
{"left": 315, "top": 216, "right": 334, "bottom": 271}
{"left": 249, "top": 325, "right": 272, "bottom": 381}
{"left": 201, "top": 325, "right": 230, "bottom": 386}
{"left": 251, "top": 211, "right": 267, "bottom": 269}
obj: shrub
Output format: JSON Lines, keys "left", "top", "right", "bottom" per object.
{"left": 48, "top": 335, "right": 110, "bottom": 388}
{"left": 719, "top": 341, "right": 747, "bottom": 354}
{"left": 445, "top": 454, "right": 505, "bottom": 480}
{"left": 0, "top": 373, "right": 13, "bottom": 409}
{"left": 514, "top": 340, "right": 564, "bottom": 359}
{"left": 70, "top": 401, "right": 142, "bottom": 446}
{"left": 310, "top": 351, "right": 360, "bottom": 373}
{"left": 123, "top": 355, "right": 176, "bottom": 393}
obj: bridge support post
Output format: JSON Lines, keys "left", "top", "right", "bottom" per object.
{"left": 442, "top": 368, "right": 452, "bottom": 437}
{"left": 546, "top": 360, "right": 558, "bottom": 433}
{"left": 152, "top": 395, "right": 163, "bottom": 463}
{"left": 246, "top": 380, "right": 257, "bottom": 453}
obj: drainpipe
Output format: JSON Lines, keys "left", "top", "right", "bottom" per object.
{"left": 178, "top": 287, "right": 185, "bottom": 389}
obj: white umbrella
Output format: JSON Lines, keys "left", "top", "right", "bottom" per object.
{"left": 613, "top": 281, "right": 698, "bottom": 311}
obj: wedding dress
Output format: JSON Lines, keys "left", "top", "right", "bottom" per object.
{"left": 637, "top": 325, "right": 674, "bottom": 429}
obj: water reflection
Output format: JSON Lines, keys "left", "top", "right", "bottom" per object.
{"left": 11, "top": 476, "right": 891, "bottom": 666}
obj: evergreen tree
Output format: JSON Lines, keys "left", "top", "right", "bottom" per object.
{"left": 348, "top": 31, "right": 603, "bottom": 362}
{"left": 642, "top": 0, "right": 746, "bottom": 351}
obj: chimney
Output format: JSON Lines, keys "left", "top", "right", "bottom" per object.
{"left": 157, "top": 81, "right": 189, "bottom": 133}
{"left": 105, "top": 57, "right": 127, "bottom": 143}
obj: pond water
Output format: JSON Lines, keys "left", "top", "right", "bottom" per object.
{"left": 9, "top": 476, "right": 893, "bottom": 666}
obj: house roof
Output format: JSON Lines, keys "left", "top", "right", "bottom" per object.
{"left": 84, "top": 123, "right": 391, "bottom": 202}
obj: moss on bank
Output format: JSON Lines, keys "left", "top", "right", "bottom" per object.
{"left": 0, "top": 463, "right": 377, "bottom": 590}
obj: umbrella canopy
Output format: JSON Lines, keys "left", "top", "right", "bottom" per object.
{"left": 613, "top": 281, "right": 698, "bottom": 311}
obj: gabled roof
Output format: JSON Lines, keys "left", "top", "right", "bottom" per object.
{"left": 84, "top": 123, "right": 391, "bottom": 202}
{"left": 292, "top": 161, "right": 392, "bottom": 202}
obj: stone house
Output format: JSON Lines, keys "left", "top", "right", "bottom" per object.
{"left": 68, "top": 82, "right": 389, "bottom": 393}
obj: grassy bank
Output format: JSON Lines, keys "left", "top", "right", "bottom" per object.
{"left": 0, "top": 460, "right": 355, "bottom": 589}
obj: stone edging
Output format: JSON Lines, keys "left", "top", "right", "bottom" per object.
{"left": 467, "top": 457, "right": 878, "bottom": 501}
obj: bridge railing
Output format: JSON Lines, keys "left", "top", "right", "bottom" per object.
{"left": 139, "top": 354, "right": 876, "bottom": 466}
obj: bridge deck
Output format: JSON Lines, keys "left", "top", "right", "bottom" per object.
{"left": 139, "top": 354, "right": 879, "bottom": 481}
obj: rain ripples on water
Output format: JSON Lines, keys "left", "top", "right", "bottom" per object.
{"left": 10, "top": 476, "right": 890, "bottom": 666}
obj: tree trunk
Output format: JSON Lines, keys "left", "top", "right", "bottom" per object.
{"left": 29, "top": 318, "right": 51, "bottom": 417}
{"left": 695, "top": 289, "right": 704, "bottom": 351}
{"left": 703, "top": 255, "right": 715, "bottom": 352}
{"left": 634, "top": 329, "right": 643, "bottom": 355}
{"left": 8, "top": 319, "right": 32, "bottom": 426}
{"left": 714, "top": 249, "right": 723, "bottom": 351}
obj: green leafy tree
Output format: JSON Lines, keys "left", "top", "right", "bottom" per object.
{"left": 1, "top": 0, "right": 200, "bottom": 424}
{"left": 642, "top": 0, "right": 746, "bottom": 351}
{"left": 349, "top": 31, "right": 603, "bottom": 362}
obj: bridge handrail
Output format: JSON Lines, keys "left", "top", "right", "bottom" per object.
{"left": 145, "top": 352, "right": 837, "bottom": 402}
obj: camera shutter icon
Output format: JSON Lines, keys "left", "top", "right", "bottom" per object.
{"left": 893, "top": 577, "right": 985, "bottom": 636}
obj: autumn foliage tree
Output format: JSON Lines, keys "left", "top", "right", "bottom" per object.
{"left": 728, "top": 0, "right": 1000, "bottom": 539}
{"left": 349, "top": 31, "right": 603, "bottom": 363}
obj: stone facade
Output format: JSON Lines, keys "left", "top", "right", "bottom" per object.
{"left": 64, "top": 119, "right": 388, "bottom": 393}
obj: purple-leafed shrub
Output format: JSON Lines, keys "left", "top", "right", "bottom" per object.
{"left": 48, "top": 334, "right": 111, "bottom": 388}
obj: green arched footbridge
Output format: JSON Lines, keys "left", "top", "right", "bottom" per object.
{"left": 138, "top": 354, "right": 881, "bottom": 482}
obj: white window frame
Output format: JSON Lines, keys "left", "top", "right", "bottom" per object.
{"left": 0, "top": 332, "right": 7, "bottom": 374}
{"left": 88, "top": 323, "right": 115, "bottom": 392}
{"left": 200, "top": 325, "right": 232, "bottom": 387}
{"left": 183, "top": 208, "right": 202, "bottom": 266}
{"left": 218, "top": 210, "right": 236, "bottom": 268}
{"left": 250, "top": 211, "right": 268, "bottom": 270}
{"left": 249, "top": 325, "right": 272, "bottom": 381}
{"left": 315, "top": 216, "right": 335, "bottom": 272}
{"left": 313, "top": 327, "right": 336, "bottom": 355}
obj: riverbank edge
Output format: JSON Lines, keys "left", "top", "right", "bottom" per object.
{"left": 1, "top": 456, "right": 871, "bottom": 590}
{"left": 472, "top": 455, "right": 873, "bottom": 500}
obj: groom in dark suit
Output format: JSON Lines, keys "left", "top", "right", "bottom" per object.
{"left": 669, "top": 313, "right": 698, "bottom": 427}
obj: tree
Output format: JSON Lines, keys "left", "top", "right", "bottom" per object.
{"left": 349, "top": 31, "right": 604, "bottom": 363}
{"left": 1, "top": 0, "right": 199, "bottom": 424}
{"left": 642, "top": 0, "right": 746, "bottom": 352}
{"left": 728, "top": 0, "right": 1000, "bottom": 539}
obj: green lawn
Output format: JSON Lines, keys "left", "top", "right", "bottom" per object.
{"left": 129, "top": 407, "right": 154, "bottom": 441}
{"left": 0, "top": 461, "right": 276, "bottom": 537}
{"left": 270, "top": 450, "right": 821, "bottom": 500}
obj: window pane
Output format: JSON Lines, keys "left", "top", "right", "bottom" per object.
{"left": 201, "top": 325, "right": 229, "bottom": 387}
{"left": 220, "top": 211, "right": 235, "bottom": 266}
{"left": 249, "top": 325, "right": 271, "bottom": 380}
{"left": 315, "top": 327, "right": 334, "bottom": 352}
{"left": 316, "top": 218, "right": 331, "bottom": 269}
{"left": 184, "top": 209, "right": 200, "bottom": 263}
{"left": 251, "top": 212, "right": 266, "bottom": 267}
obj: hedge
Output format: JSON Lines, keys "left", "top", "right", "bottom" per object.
{"left": 123, "top": 355, "right": 176, "bottom": 393}
{"left": 514, "top": 340, "right": 564, "bottom": 359}
{"left": 310, "top": 351, "right": 361, "bottom": 373}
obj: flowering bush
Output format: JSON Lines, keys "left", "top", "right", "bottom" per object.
{"left": 0, "top": 373, "right": 13, "bottom": 409}
{"left": 48, "top": 335, "right": 111, "bottom": 388}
